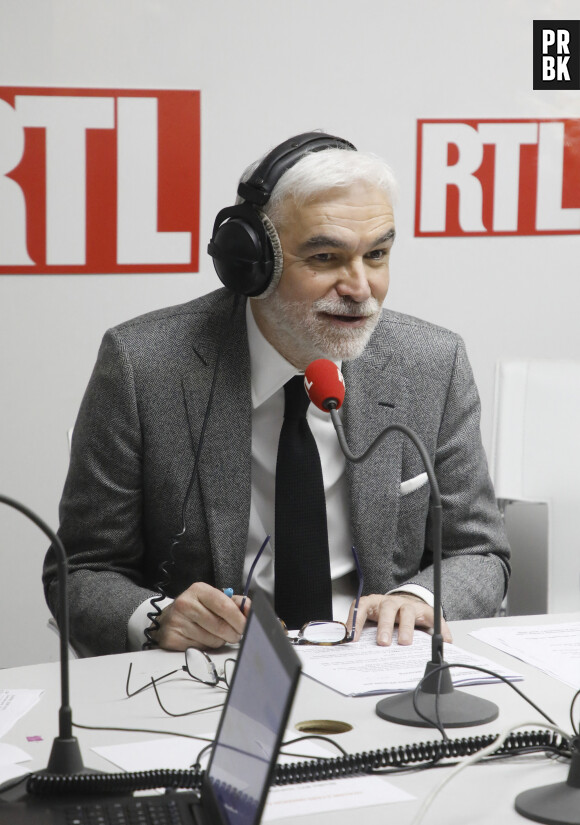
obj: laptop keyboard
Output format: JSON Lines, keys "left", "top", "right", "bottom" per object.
{"left": 63, "top": 795, "right": 196, "bottom": 825}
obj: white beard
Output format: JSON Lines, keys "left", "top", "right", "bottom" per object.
{"left": 257, "top": 292, "right": 382, "bottom": 366}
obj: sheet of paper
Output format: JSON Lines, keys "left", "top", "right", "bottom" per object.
{"left": 93, "top": 737, "right": 209, "bottom": 772}
{"left": 0, "top": 745, "right": 32, "bottom": 791}
{"left": 94, "top": 737, "right": 413, "bottom": 818}
{"left": 295, "top": 627, "right": 522, "bottom": 696}
{"left": 263, "top": 775, "right": 414, "bottom": 821}
{"left": 470, "top": 622, "right": 580, "bottom": 689}
{"left": 0, "top": 764, "right": 30, "bottom": 787}
{"left": 0, "top": 689, "right": 43, "bottom": 739}
{"left": 0, "top": 744, "right": 31, "bottom": 768}
{"left": 93, "top": 732, "right": 331, "bottom": 773}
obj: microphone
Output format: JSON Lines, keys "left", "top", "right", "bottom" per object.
{"left": 304, "top": 359, "right": 345, "bottom": 412}
{"left": 0, "top": 494, "right": 98, "bottom": 798}
{"left": 304, "top": 360, "right": 499, "bottom": 729}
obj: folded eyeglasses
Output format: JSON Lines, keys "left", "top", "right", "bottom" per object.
{"left": 241, "top": 537, "right": 363, "bottom": 646}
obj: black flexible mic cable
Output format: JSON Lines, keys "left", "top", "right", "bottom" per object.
{"left": 144, "top": 292, "right": 242, "bottom": 647}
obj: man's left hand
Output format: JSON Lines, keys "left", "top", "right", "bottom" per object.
{"left": 347, "top": 592, "right": 453, "bottom": 646}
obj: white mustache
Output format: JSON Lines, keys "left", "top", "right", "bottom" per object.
{"left": 312, "top": 297, "right": 380, "bottom": 317}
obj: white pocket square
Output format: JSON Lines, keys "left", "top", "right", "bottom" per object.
{"left": 400, "top": 472, "right": 429, "bottom": 496}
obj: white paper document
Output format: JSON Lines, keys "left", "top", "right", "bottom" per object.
{"left": 93, "top": 737, "right": 413, "bottom": 819}
{"left": 0, "top": 689, "right": 43, "bottom": 739}
{"left": 0, "top": 740, "right": 33, "bottom": 787}
{"left": 263, "top": 774, "right": 414, "bottom": 820}
{"left": 93, "top": 733, "right": 332, "bottom": 774}
{"left": 0, "top": 743, "right": 31, "bottom": 768}
{"left": 0, "top": 763, "right": 31, "bottom": 787}
{"left": 295, "top": 627, "right": 522, "bottom": 696}
{"left": 93, "top": 737, "right": 210, "bottom": 773}
{"left": 470, "top": 622, "right": 580, "bottom": 689}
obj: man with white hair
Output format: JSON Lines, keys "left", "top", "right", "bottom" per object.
{"left": 44, "top": 132, "right": 510, "bottom": 657}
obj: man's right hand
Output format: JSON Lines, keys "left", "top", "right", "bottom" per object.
{"left": 151, "top": 582, "right": 249, "bottom": 650}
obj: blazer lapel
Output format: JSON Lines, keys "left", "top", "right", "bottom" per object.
{"left": 342, "top": 324, "right": 410, "bottom": 595}
{"left": 181, "top": 299, "right": 252, "bottom": 590}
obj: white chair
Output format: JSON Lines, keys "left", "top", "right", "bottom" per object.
{"left": 47, "top": 616, "right": 79, "bottom": 659}
{"left": 490, "top": 359, "right": 580, "bottom": 613}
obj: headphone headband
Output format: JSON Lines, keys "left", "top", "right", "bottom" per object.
{"left": 237, "top": 132, "right": 357, "bottom": 207}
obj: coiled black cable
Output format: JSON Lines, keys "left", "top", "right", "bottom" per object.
{"left": 25, "top": 728, "right": 569, "bottom": 797}
{"left": 26, "top": 768, "right": 203, "bottom": 796}
{"left": 275, "top": 729, "right": 567, "bottom": 785}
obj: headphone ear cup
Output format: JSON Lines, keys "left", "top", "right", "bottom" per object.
{"left": 208, "top": 204, "right": 277, "bottom": 297}
{"left": 209, "top": 132, "right": 356, "bottom": 297}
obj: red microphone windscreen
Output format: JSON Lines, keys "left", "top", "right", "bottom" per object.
{"left": 304, "top": 359, "right": 346, "bottom": 411}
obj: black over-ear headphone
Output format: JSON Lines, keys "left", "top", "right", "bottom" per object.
{"left": 207, "top": 132, "right": 357, "bottom": 298}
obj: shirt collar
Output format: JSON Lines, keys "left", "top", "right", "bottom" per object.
{"left": 246, "top": 301, "right": 342, "bottom": 409}
{"left": 246, "top": 301, "right": 300, "bottom": 408}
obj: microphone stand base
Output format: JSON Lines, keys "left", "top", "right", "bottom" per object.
{"left": 45, "top": 736, "right": 92, "bottom": 777}
{"left": 376, "top": 687, "right": 499, "bottom": 728}
{"left": 515, "top": 783, "right": 580, "bottom": 825}
{"left": 0, "top": 739, "right": 102, "bottom": 804}
{"left": 515, "top": 740, "right": 580, "bottom": 825}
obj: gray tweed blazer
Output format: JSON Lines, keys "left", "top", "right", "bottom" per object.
{"left": 43, "top": 288, "right": 510, "bottom": 656}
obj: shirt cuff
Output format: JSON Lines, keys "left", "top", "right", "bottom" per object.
{"left": 386, "top": 584, "right": 434, "bottom": 609}
{"left": 127, "top": 595, "right": 174, "bottom": 651}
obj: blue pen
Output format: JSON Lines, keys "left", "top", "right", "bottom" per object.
{"left": 222, "top": 587, "right": 234, "bottom": 598}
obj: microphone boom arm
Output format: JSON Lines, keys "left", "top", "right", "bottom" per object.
{"left": 313, "top": 370, "right": 499, "bottom": 729}
{"left": 328, "top": 407, "right": 443, "bottom": 664}
{"left": 0, "top": 493, "right": 86, "bottom": 776}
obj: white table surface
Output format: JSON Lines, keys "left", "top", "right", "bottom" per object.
{"left": 1, "top": 611, "right": 578, "bottom": 825}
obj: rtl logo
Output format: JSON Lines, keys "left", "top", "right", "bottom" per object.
{"left": 533, "top": 20, "right": 580, "bottom": 89}
{"left": 0, "top": 88, "right": 200, "bottom": 274}
{"left": 415, "top": 119, "right": 580, "bottom": 236}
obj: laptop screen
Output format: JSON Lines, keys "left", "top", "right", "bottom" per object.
{"left": 204, "top": 591, "right": 300, "bottom": 825}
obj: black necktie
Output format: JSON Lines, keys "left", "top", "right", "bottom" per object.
{"left": 274, "top": 375, "right": 332, "bottom": 628}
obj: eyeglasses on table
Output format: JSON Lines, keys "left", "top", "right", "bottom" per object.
{"left": 240, "top": 537, "right": 364, "bottom": 646}
{"left": 125, "top": 649, "right": 236, "bottom": 717}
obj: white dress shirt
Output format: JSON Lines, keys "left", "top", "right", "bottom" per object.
{"left": 127, "top": 301, "right": 432, "bottom": 650}
{"left": 243, "top": 300, "right": 357, "bottom": 621}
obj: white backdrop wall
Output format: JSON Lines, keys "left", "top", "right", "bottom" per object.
{"left": 1, "top": 0, "right": 579, "bottom": 666}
